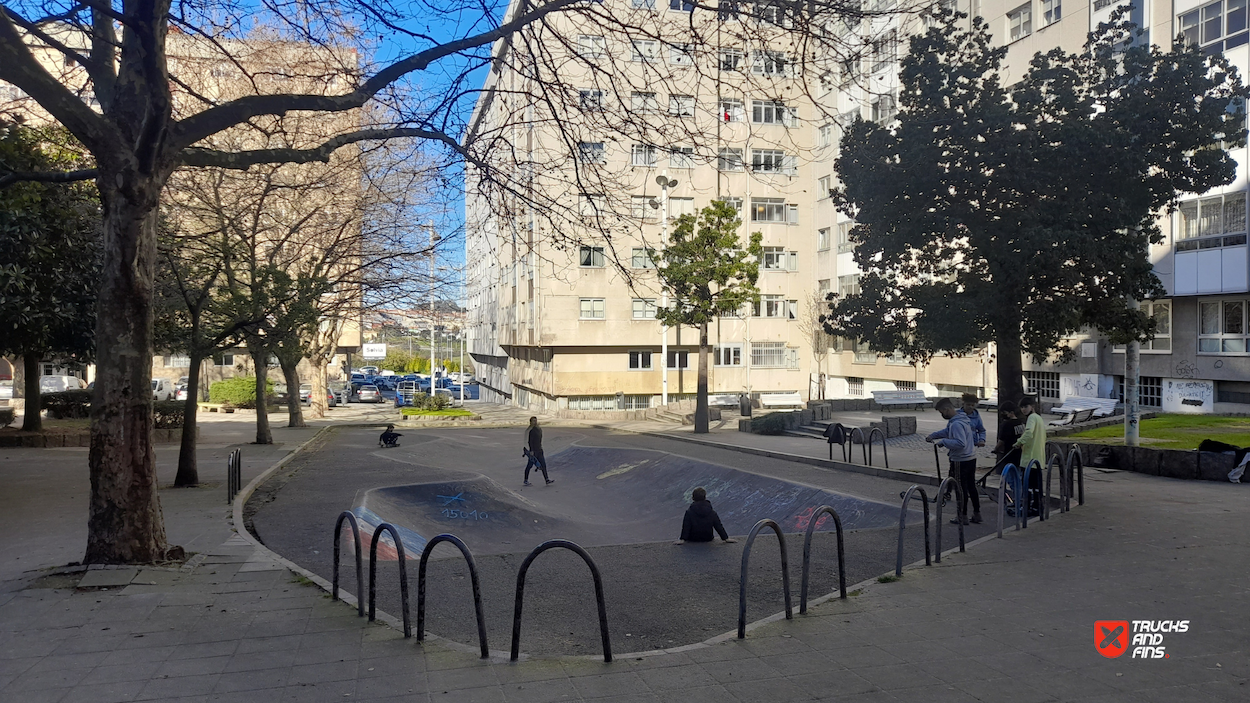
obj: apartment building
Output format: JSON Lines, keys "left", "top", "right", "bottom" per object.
{"left": 979, "top": 0, "right": 1250, "bottom": 413}
{"left": 467, "top": 0, "right": 822, "bottom": 410}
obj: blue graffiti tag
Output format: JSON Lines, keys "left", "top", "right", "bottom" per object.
{"left": 436, "top": 492, "right": 466, "bottom": 506}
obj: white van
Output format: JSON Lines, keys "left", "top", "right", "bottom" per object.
{"left": 151, "top": 378, "right": 173, "bottom": 401}
{"left": 40, "top": 375, "right": 86, "bottom": 393}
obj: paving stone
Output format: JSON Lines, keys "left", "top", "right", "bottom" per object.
{"left": 77, "top": 569, "right": 140, "bottom": 589}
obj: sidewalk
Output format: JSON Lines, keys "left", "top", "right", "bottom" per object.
{"left": 2, "top": 410, "right": 1248, "bottom": 702}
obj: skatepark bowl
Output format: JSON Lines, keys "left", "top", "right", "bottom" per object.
{"left": 250, "top": 429, "right": 942, "bottom": 658}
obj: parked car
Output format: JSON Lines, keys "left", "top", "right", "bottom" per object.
{"left": 357, "top": 384, "right": 383, "bottom": 403}
{"left": 299, "top": 383, "right": 313, "bottom": 404}
{"left": 175, "top": 385, "right": 189, "bottom": 401}
{"left": 151, "top": 378, "right": 173, "bottom": 401}
{"left": 326, "top": 389, "right": 338, "bottom": 407}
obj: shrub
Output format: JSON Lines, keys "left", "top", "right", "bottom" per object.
{"left": 209, "top": 377, "right": 272, "bottom": 409}
{"left": 751, "top": 412, "right": 789, "bottom": 435}
{"left": 152, "top": 401, "right": 186, "bottom": 429}
{"left": 408, "top": 392, "right": 452, "bottom": 411}
{"left": 42, "top": 390, "right": 92, "bottom": 419}
{"left": 0, "top": 407, "right": 13, "bottom": 428}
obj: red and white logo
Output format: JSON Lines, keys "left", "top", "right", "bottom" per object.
{"left": 1095, "top": 621, "right": 1130, "bottom": 658}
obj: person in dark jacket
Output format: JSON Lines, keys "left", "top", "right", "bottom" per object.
{"left": 673, "top": 487, "right": 737, "bottom": 544}
{"left": 522, "top": 416, "right": 554, "bottom": 486}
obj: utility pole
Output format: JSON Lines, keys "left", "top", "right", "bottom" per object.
{"left": 429, "top": 222, "right": 439, "bottom": 383}
{"left": 1125, "top": 299, "right": 1141, "bottom": 447}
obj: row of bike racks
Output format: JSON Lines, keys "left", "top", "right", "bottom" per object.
{"left": 331, "top": 512, "right": 611, "bottom": 662}
{"left": 996, "top": 445, "right": 1085, "bottom": 538}
{"left": 826, "top": 426, "right": 889, "bottom": 468}
{"left": 225, "top": 448, "right": 242, "bottom": 504}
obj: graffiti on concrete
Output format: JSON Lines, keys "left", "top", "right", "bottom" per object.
{"left": 1174, "top": 360, "right": 1197, "bottom": 379}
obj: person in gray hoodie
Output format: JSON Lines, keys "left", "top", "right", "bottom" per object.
{"left": 926, "top": 397, "right": 981, "bottom": 525}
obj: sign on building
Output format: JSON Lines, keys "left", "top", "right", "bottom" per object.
{"left": 362, "top": 343, "right": 387, "bottom": 360}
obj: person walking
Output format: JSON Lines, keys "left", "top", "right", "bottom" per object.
{"left": 926, "top": 397, "right": 981, "bottom": 524}
{"left": 673, "top": 487, "right": 737, "bottom": 545}
{"left": 523, "top": 416, "right": 554, "bottom": 486}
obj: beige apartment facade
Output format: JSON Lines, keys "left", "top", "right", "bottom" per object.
{"left": 467, "top": 1, "right": 823, "bottom": 410}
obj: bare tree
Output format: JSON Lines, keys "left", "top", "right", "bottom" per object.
{"left": 0, "top": 0, "right": 925, "bottom": 563}
{"left": 799, "top": 291, "right": 836, "bottom": 400}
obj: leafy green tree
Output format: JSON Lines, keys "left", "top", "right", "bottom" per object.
{"left": 0, "top": 121, "right": 99, "bottom": 431}
{"left": 829, "top": 10, "right": 1246, "bottom": 402}
{"left": 652, "top": 201, "right": 762, "bottom": 433}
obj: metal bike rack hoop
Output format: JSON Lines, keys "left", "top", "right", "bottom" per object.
{"left": 895, "top": 486, "right": 931, "bottom": 576}
{"left": 368, "top": 523, "right": 411, "bottom": 637}
{"left": 997, "top": 464, "right": 1023, "bottom": 538}
{"left": 800, "top": 506, "right": 845, "bottom": 614}
{"left": 1043, "top": 454, "right": 1068, "bottom": 521}
{"left": 867, "top": 427, "right": 888, "bottom": 468}
{"left": 332, "top": 511, "right": 364, "bottom": 616}
{"left": 1066, "top": 446, "right": 1085, "bottom": 506}
{"left": 849, "top": 428, "right": 868, "bottom": 465}
{"left": 933, "top": 477, "right": 965, "bottom": 561}
{"left": 511, "top": 539, "right": 611, "bottom": 663}
{"left": 739, "top": 518, "right": 793, "bottom": 638}
{"left": 417, "top": 533, "right": 489, "bottom": 659}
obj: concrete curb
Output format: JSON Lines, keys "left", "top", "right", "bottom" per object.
{"left": 598, "top": 426, "right": 943, "bottom": 486}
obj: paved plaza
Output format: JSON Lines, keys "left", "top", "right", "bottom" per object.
{"left": 1, "top": 406, "right": 1247, "bottom": 702}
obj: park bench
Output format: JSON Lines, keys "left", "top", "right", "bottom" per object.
{"left": 707, "top": 393, "right": 740, "bottom": 407}
{"left": 871, "top": 389, "right": 929, "bottom": 411}
{"left": 1048, "top": 397, "right": 1118, "bottom": 426}
{"left": 759, "top": 392, "right": 804, "bottom": 409}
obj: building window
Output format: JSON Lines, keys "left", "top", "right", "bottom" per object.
{"left": 578, "top": 35, "right": 606, "bottom": 59}
{"left": 818, "top": 124, "right": 833, "bottom": 147}
{"left": 818, "top": 228, "right": 831, "bottom": 251}
{"left": 837, "top": 222, "right": 856, "bottom": 253}
{"left": 578, "top": 141, "right": 605, "bottom": 164}
{"left": 1200, "top": 298, "right": 1250, "bottom": 352}
{"left": 751, "top": 149, "right": 795, "bottom": 174}
{"left": 718, "top": 147, "right": 745, "bottom": 171}
{"left": 1176, "top": 192, "right": 1247, "bottom": 249}
{"left": 164, "top": 354, "right": 191, "bottom": 367}
{"left": 838, "top": 274, "right": 861, "bottom": 298}
{"left": 1024, "top": 371, "right": 1060, "bottom": 399}
{"left": 580, "top": 89, "right": 604, "bottom": 110}
{"left": 761, "top": 247, "right": 798, "bottom": 271}
{"left": 568, "top": 395, "right": 618, "bottom": 410}
{"left": 667, "top": 350, "right": 690, "bottom": 369}
{"left": 1041, "top": 0, "right": 1061, "bottom": 25}
{"left": 631, "top": 144, "right": 657, "bottom": 167}
{"left": 579, "top": 193, "right": 604, "bottom": 217}
{"left": 214, "top": 353, "right": 235, "bottom": 366}
{"left": 668, "top": 94, "right": 695, "bottom": 116}
{"left": 630, "top": 195, "right": 657, "bottom": 220}
{"left": 579, "top": 246, "right": 605, "bottom": 267}
{"left": 870, "top": 93, "right": 897, "bottom": 123}
{"left": 1179, "top": 0, "right": 1249, "bottom": 52}
{"left": 720, "top": 48, "right": 744, "bottom": 71}
{"left": 632, "top": 298, "right": 658, "bottom": 319}
{"left": 751, "top": 197, "right": 789, "bottom": 222}
{"left": 670, "top": 147, "right": 695, "bottom": 169}
{"left": 623, "top": 394, "right": 653, "bottom": 409}
{"left": 870, "top": 29, "right": 897, "bottom": 72}
{"left": 1008, "top": 3, "right": 1032, "bottom": 42}
{"left": 719, "top": 97, "right": 745, "bottom": 122}
{"left": 818, "top": 279, "right": 831, "bottom": 294}
{"left": 752, "top": 50, "right": 791, "bottom": 77}
{"left": 632, "top": 40, "right": 660, "bottom": 63}
{"left": 669, "top": 0, "right": 694, "bottom": 10}
{"left": 753, "top": 295, "right": 796, "bottom": 318}
{"left": 717, "top": 196, "right": 743, "bottom": 212}
{"left": 853, "top": 339, "right": 876, "bottom": 364}
{"left": 751, "top": 100, "right": 795, "bottom": 126}
{"left": 668, "top": 197, "right": 695, "bottom": 219}
{"left": 629, "top": 350, "right": 653, "bottom": 369}
{"left": 632, "top": 0, "right": 656, "bottom": 7}
{"left": 896, "top": 380, "right": 917, "bottom": 391}
{"left": 631, "top": 247, "right": 655, "bottom": 268}
{"left": 714, "top": 344, "right": 742, "bottom": 366}
{"left": 669, "top": 43, "right": 693, "bottom": 64}
{"left": 757, "top": 2, "right": 793, "bottom": 27}
{"left": 847, "top": 377, "right": 865, "bottom": 396}
{"left": 818, "top": 175, "right": 832, "bottom": 198}
{"left": 631, "top": 91, "right": 658, "bottom": 112}
{"left": 1113, "top": 301, "right": 1172, "bottom": 352}
{"left": 579, "top": 298, "right": 606, "bottom": 319}
{"left": 751, "top": 342, "right": 797, "bottom": 367}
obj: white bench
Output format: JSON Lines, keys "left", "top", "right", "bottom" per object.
{"left": 759, "top": 392, "right": 804, "bottom": 409}
{"left": 708, "top": 393, "right": 740, "bottom": 407}
{"left": 1048, "top": 397, "right": 1118, "bottom": 426}
{"left": 871, "top": 390, "right": 929, "bottom": 411}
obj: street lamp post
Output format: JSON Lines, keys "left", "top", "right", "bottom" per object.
{"left": 651, "top": 174, "right": 678, "bottom": 406}
{"left": 428, "top": 223, "right": 440, "bottom": 384}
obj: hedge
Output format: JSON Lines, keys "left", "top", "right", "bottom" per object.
{"left": 408, "top": 392, "right": 451, "bottom": 411}
{"left": 208, "top": 377, "right": 274, "bottom": 409}
{"left": 0, "top": 408, "right": 13, "bottom": 428}
{"left": 750, "top": 412, "right": 789, "bottom": 436}
{"left": 153, "top": 401, "right": 186, "bottom": 429}
{"left": 42, "top": 389, "right": 92, "bottom": 419}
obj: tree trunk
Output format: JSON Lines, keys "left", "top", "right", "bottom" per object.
{"left": 281, "top": 357, "right": 306, "bottom": 428}
{"left": 86, "top": 190, "right": 169, "bottom": 564}
{"left": 252, "top": 351, "right": 273, "bottom": 444}
{"left": 996, "top": 333, "right": 1025, "bottom": 404}
{"left": 307, "top": 357, "right": 329, "bottom": 419}
{"left": 174, "top": 350, "right": 203, "bottom": 487}
{"left": 21, "top": 353, "right": 41, "bottom": 432}
{"left": 694, "top": 322, "right": 709, "bottom": 434}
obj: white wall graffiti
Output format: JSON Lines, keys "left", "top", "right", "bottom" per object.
{"left": 1163, "top": 379, "right": 1214, "bottom": 414}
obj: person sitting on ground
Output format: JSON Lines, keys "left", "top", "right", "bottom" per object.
{"left": 379, "top": 424, "right": 402, "bottom": 447}
{"left": 673, "top": 487, "right": 737, "bottom": 545}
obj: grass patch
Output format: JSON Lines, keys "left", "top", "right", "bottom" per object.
{"left": 876, "top": 574, "right": 900, "bottom": 583}
{"left": 1067, "top": 414, "right": 1250, "bottom": 450}
{"left": 0, "top": 417, "right": 91, "bottom": 434}
{"left": 399, "top": 408, "right": 473, "bottom": 418}
{"left": 848, "top": 589, "right": 864, "bottom": 597}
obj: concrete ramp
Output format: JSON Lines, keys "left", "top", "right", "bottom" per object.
{"left": 354, "top": 445, "right": 899, "bottom": 559}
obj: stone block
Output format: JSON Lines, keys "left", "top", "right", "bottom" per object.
{"left": 21, "top": 434, "right": 42, "bottom": 448}
{"left": 899, "top": 416, "right": 918, "bottom": 436}
{"left": 1157, "top": 449, "right": 1201, "bottom": 481}
{"left": 800, "top": 409, "right": 813, "bottom": 426}
{"left": 884, "top": 417, "right": 902, "bottom": 438}
{"left": 738, "top": 418, "right": 753, "bottom": 432}
{"left": 43, "top": 434, "right": 64, "bottom": 448}
{"left": 829, "top": 400, "right": 846, "bottom": 412}
{"left": 1197, "top": 452, "right": 1237, "bottom": 481}
{"left": 1128, "top": 446, "right": 1161, "bottom": 476}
